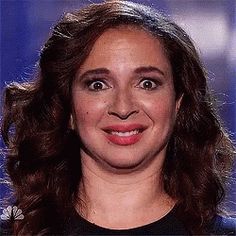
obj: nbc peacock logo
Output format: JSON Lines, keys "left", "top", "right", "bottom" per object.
{"left": 1, "top": 206, "right": 24, "bottom": 221}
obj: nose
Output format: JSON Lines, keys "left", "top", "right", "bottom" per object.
{"left": 108, "top": 88, "right": 139, "bottom": 120}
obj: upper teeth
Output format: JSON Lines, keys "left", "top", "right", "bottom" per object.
{"left": 110, "top": 129, "right": 139, "bottom": 137}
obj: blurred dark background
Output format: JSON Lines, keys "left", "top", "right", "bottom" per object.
{"left": 1, "top": 0, "right": 235, "bottom": 213}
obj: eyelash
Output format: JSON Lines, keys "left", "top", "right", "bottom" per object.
{"left": 84, "top": 77, "right": 161, "bottom": 91}
{"left": 137, "top": 78, "right": 161, "bottom": 90}
{"left": 85, "top": 79, "right": 110, "bottom": 91}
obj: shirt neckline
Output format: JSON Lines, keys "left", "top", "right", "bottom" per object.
{"left": 71, "top": 205, "right": 177, "bottom": 232}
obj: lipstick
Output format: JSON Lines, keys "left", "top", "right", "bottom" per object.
{"left": 102, "top": 124, "right": 146, "bottom": 146}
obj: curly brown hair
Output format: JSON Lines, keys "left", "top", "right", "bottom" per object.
{"left": 1, "top": 1, "right": 235, "bottom": 235}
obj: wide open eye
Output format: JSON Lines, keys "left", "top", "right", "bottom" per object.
{"left": 138, "top": 78, "right": 160, "bottom": 90}
{"left": 87, "top": 80, "right": 110, "bottom": 91}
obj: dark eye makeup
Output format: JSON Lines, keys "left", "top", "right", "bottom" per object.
{"left": 76, "top": 74, "right": 163, "bottom": 92}
{"left": 137, "top": 77, "right": 162, "bottom": 90}
{"left": 85, "top": 78, "right": 110, "bottom": 91}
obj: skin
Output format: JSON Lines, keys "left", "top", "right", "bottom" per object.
{"left": 72, "top": 26, "right": 182, "bottom": 229}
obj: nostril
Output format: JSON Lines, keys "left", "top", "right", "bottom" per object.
{"left": 108, "top": 91, "right": 139, "bottom": 119}
{"left": 108, "top": 110, "right": 139, "bottom": 120}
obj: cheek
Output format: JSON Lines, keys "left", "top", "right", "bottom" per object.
{"left": 147, "top": 99, "right": 177, "bottom": 142}
{"left": 73, "top": 94, "right": 108, "bottom": 127}
{"left": 140, "top": 95, "right": 177, "bottom": 121}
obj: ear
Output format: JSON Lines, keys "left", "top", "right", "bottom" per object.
{"left": 69, "top": 114, "right": 76, "bottom": 130}
{"left": 175, "top": 94, "right": 184, "bottom": 113}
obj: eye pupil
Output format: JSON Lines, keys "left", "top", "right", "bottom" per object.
{"left": 93, "top": 82, "right": 103, "bottom": 90}
{"left": 143, "top": 80, "right": 153, "bottom": 89}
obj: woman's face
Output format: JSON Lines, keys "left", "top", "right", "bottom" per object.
{"left": 72, "top": 26, "right": 181, "bottom": 171}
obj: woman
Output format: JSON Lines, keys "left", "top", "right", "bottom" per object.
{"left": 1, "top": 1, "right": 235, "bottom": 235}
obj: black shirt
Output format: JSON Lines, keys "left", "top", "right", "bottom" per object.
{"left": 65, "top": 207, "right": 190, "bottom": 235}
{"left": 64, "top": 208, "right": 236, "bottom": 235}
{"left": 1, "top": 208, "right": 235, "bottom": 235}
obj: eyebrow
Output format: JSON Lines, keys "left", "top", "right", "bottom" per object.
{"left": 78, "top": 66, "right": 165, "bottom": 80}
{"left": 78, "top": 68, "right": 110, "bottom": 81}
{"left": 134, "top": 66, "right": 165, "bottom": 76}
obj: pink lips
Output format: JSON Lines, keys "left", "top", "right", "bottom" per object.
{"left": 102, "top": 124, "right": 146, "bottom": 146}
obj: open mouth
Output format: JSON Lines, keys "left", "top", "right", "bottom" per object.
{"left": 109, "top": 129, "right": 140, "bottom": 136}
{"left": 102, "top": 124, "right": 146, "bottom": 145}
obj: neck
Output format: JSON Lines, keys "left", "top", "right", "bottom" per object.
{"left": 75, "top": 152, "right": 176, "bottom": 229}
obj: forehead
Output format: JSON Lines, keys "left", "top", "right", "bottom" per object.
{"left": 90, "top": 25, "right": 165, "bottom": 54}
{"left": 79, "top": 25, "right": 171, "bottom": 75}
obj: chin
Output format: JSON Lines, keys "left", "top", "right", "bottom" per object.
{"left": 101, "top": 155, "right": 148, "bottom": 172}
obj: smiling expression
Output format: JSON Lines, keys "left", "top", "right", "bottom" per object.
{"left": 72, "top": 26, "right": 181, "bottom": 171}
